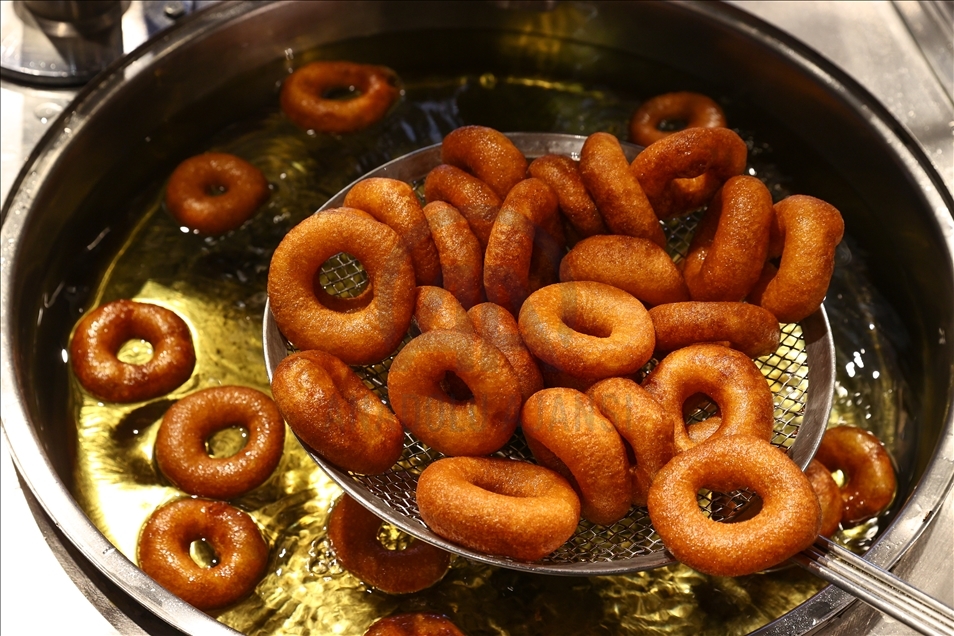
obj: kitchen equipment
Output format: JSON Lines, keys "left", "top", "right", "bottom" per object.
{"left": 2, "top": 2, "right": 952, "bottom": 634}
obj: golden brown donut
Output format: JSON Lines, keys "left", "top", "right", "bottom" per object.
{"left": 682, "top": 175, "right": 774, "bottom": 301}
{"left": 528, "top": 154, "right": 608, "bottom": 238}
{"left": 387, "top": 330, "right": 521, "bottom": 456}
{"left": 267, "top": 209, "right": 415, "bottom": 364}
{"left": 748, "top": 195, "right": 845, "bottom": 323}
{"left": 517, "top": 281, "right": 655, "bottom": 382}
{"left": 416, "top": 456, "right": 581, "bottom": 561}
{"left": 648, "top": 301, "right": 781, "bottom": 358}
{"left": 327, "top": 494, "right": 451, "bottom": 594}
{"left": 70, "top": 299, "right": 196, "bottom": 403}
{"left": 165, "top": 153, "right": 270, "bottom": 236}
{"left": 365, "top": 613, "right": 466, "bottom": 636}
{"left": 559, "top": 234, "right": 690, "bottom": 307}
{"left": 421, "top": 201, "right": 484, "bottom": 309}
{"left": 413, "top": 285, "right": 475, "bottom": 335}
{"left": 522, "top": 388, "right": 632, "bottom": 525}
{"left": 483, "top": 178, "right": 562, "bottom": 316}
{"left": 647, "top": 435, "right": 821, "bottom": 576}
{"left": 271, "top": 350, "right": 404, "bottom": 474}
{"left": 629, "top": 91, "right": 727, "bottom": 147}
{"left": 467, "top": 302, "right": 544, "bottom": 403}
{"left": 587, "top": 377, "right": 674, "bottom": 506}
{"left": 155, "top": 386, "right": 286, "bottom": 499}
{"left": 280, "top": 61, "right": 399, "bottom": 133}
{"left": 813, "top": 426, "right": 896, "bottom": 525}
{"left": 423, "top": 164, "right": 501, "bottom": 248}
{"left": 578, "top": 132, "right": 666, "bottom": 246}
{"left": 137, "top": 498, "right": 268, "bottom": 611}
{"left": 631, "top": 127, "right": 748, "bottom": 219}
{"left": 440, "top": 126, "right": 528, "bottom": 200}
{"left": 343, "top": 178, "right": 442, "bottom": 286}
{"left": 641, "top": 343, "right": 775, "bottom": 453}
{"left": 805, "top": 459, "right": 844, "bottom": 537}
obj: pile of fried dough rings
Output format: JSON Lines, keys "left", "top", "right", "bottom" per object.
{"left": 267, "top": 91, "right": 893, "bottom": 580}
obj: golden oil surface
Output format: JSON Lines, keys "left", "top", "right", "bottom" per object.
{"left": 67, "top": 47, "right": 897, "bottom": 635}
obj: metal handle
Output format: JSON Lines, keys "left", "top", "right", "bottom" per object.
{"left": 792, "top": 536, "right": 954, "bottom": 636}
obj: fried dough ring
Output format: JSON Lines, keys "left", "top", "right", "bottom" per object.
{"left": 642, "top": 343, "right": 774, "bottom": 453}
{"left": 522, "top": 388, "right": 632, "bottom": 525}
{"left": 579, "top": 132, "right": 666, "bottom": 246}
{"left": 137, "top": 498, "right": 268, "bottom": 611}
{"left": 424, "top": 164, "right": 501, "bottom": 248}
{"left": 271, "top": 350, "right": 404, "bottom": 474}
{"left": 483, "top": 178, "right": 562, "bottom": 316}
{"left": 748, "top": 195, "right": 845, "bottom": 323}
{"left": 440, "top": 125, "right": 528, "bottom": 200}
{"left": 559, "top": 234, "right": 689, "bottom": 307}
{"left": 413, "top": 285, "right": 475, "bottom": 334}
{"left": 587, "top": 377, "right": 674, "bottom": 506}
{"left": 280, "top": 61, "right": 399, "bottom": 133}
{"left": 528, "top": 154, "right": 607, "bottom": 237}
{"left": 805, "top": 459, "right": 844, "bottom": 537}
{"left": 518, "top": 281, "right": 655, "bottom": 382}
{"left": 267, "top": 209, "right": 415, "bottom": 364}
{"left": 629, "top": 91, "right": 727, "bottom": 147}
{"left": 648, "top": 301, "right": 780, "bottom": 358}
{"left": 416, "top": 456, "right": 581, "bottom": 561}
{"left": 647, "top": 435, "right": 821, "bottom": 576}
{"left": 155, "top": 386, "right": 285, "bottom": 499}
{"left": 365, "top": 613, "right": 466, "bottom": 636}
{"left": 70, "top": 299, "right": 196, "bottom": 403}
{"left": 631, "top": 127, "right": 747, "bottom": 219}
{"left": 387, "top": 330, "right": 521, "bottom": 456}
{"left": 683, "top": 175, "right": 774, "bottom": 301}
{"left": 328, "top": 494, "right": 451, "bottom": 594}
{"left": 421, "top": 201, "right": 484, "bottom": 309}
{"left": 343, "top": 178, "right": 442, "bottom": 286}
{"left": 813, "top": 426, "right": 896, "bottom": 524}
{"left": 165, "top": 153, "right": 270, "bottom": 236}
{"left": 467, "top": 302, "right": 544, "bottom": 403}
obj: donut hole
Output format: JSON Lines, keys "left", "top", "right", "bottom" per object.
{"left": 116, "top": 338, "right": 154, "bottom": 364}
{"left": 697, "top": 486, "right": 759, "bottom": 523}
{"left": 440, "top": 371, "right": 474, "bottom": 401}
{"left": 313, "top": 252, "right": 371, "bottom": 308}
{"left": 656, "top": 118, "right": 689, "bottom": 133}
{"left": 189, "top": 538, "right": 220, "bottom": 568}
{"left": 203, "top": 182, "right": 229, "bottom": 197}
{"left": 205, "top": 425, "right": 249, "bottom": 458}
{"left": 562, "top": 314, "right": 613, "bottom": 339}
{"left": 322, "top": 84, "right": 362, "bottom": 101}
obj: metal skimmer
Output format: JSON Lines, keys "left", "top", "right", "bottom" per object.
{"left": 262, "top": 133, "right": 835, "bottom": 575}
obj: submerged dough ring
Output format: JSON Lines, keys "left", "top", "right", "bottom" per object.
{"left": 647, "top": 434, "right": 821, "bottom": 577}
{"left": 165, "top": 152, "right": 270, "bottom": 236}
{"left": 280, "top": 61, "right": 399, "bottom": 133}
{"left": 813, "top": 425, "right": 896, "bottom": 525}
{"left": 137, "top": 498, "right": 268, "bottom": 611}
{"left": 271, "top": 350, "right": 404, "bottom": 474}
{"left": 631, "top": 127, "right": 747, "bottom": 219}
{"left": 328, "top": 494, "right": 451, "bottom": 594}
{"left": 387, "top": 330, "right": 521, "bottom": 456}
{"left": 629, "top": 91, "right": 727, "bottom": 147}
{"left": 365, "top": 613, "right": 466, "bottom": 636}
{"left": 805, "top": 459, "right": 844, "bottom": 537}
{"left": 416, "top": 456, "right": 581, "bottom": 561}
{"left": 518, "top": 281, "right": 655, "bottom": 382}
{"left": 521, "top": 388, "right": 632, "bottom": 525}
{"left": 155, "top": 386, "right": 285, "bottom": 499}
{"left": 641, "top": 343, "right": 775, "bottom": 453}
{"left": 267, "top": 209, "right": 415, "bottom": 365}
{"left": 70, "top": 299, "right": 196, "bottom": 403}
